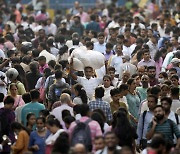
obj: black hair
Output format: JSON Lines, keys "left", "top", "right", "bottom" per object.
{"left": 91, "top": 112, "right": 104, "bottom": 133}
{"left": 150, "top": 136, "right": 166, "bottom": 149}
{"left": 147, "top": 66, "right": 156, "bottom": 71}
{"left": 11, "top": 122, "right": 30, "bottom": 135}
{"left": 4, "top": 96, "right": 15, "bottom": 105}
{"left": 48, "top": 60, "right": 56, "bottom": 69}
{"left": 79, "top": 104, "right": 90, "bottom": 116}
{"left": 159, "top": 72, "right": 168, "bottom": 78}
{"left": 22, "top": 92, "right": 31, "bottom": 104}
{"left": 38, "top": 56, "right": 46, "bottom": 61}
{"left": 39, "top": 42, "right": 47, "bottom": 50}
{"left": 30, "top": 89, "right": 40, "bottom": 100}
{"left": 93, "top": 109, "right": 106, "bottom": 122}
{"left": 108, "top": 66, "right": 115, "bottom": 72}
{"left": 64, "top": 116, "right": 75, "bottom": 125}
{"left": 110, "top": 88, "right": 119, "bottom": 97}
{"left": 52, "top": 132, "right": 70, "bottom": 154}
{"left": 170, "top": 87, "right": 179, "bottom": 96}
{"left": 90, "top": 14, "right": 96, "bottom": 21}
{"left": 148, "top": 94, "right": 158, "bottom": 104}
{"left": 171, "top": 74, "right": 179, "bottom": 81}
{"left": 85, "top": 41, "right": 94, "bottom": 48}
{"left": 98, "top": 32, "right": 105, "bottom": 38}
{"left": 127, "top": 78, "right": 135, "bottom": 86}
{"left": 154, "top": 105, "right": 164, "bottom": 111}
{"left": 32, "top": 49, "right": 40, "bottom": 58}
{"left": 73, "top": 104, "right": 81, "bottom": 115}
{"left": 0, "top": 93, "right": 4, "bottom": 102}
{"left": 36, "top": 117, "right": 46, "bottom": 124}
{"left": 95, "top": 86, "right": 105, "bottom": 98}
{"left": 169, "top": 68, "right": 177, "bottom": 73}
{"left": 161, "top": 97, "right": 172, "bottom": 106}
{"left": 46, "top": 117, "right": 62, "bottom": 128}
{"left": 119, "top": 84, "right": 129, "bottom": 93}
{"left": 106, "top": 42, "right": 113, "bottom": 49}
{"left": 55, "top": 70, "right": 63, "bottom": 79}
{"left": 74, "top": 83, "right": 88, "bottom": 104}
{"left": 26, "top": 113, "right": 35, "bottom": 126}
{"left": 62, "top": 110, "right": 71, "bottom": 121}
{"left": 150, "top": 86, "right": 161, "bottom": 95}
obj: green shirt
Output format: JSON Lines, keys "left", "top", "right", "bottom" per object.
{"left": 147, "top": 119, "right": 180, "bottom": 143}
{"left": 21, "top": 102, "right": 45, "bottom": 126}
{"left": 136, "top": 87, "right": 148, "bottom": 102}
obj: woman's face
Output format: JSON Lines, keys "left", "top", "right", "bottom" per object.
{"left": 28, "top": 115, "right": 36, "bottom": 125}
{"left": 10, "top": 85, "right": 18, "bottom": 96}
{"left": 130, "top": 80, "right": 136, "bottom": 90}
{"left": 135, "top": 76, "right": 141, "bottom": 86}
{"left": 36, "top": 119, "right": 45, "bottom": 131}
{"left": 103, "top": 77, "right": 111, "bottom": 88}
{"left": 161, "top": 87, "right": 169, "bottom": 97}
{"left": 46, "top": 124, "right": 57, "bottom": 134}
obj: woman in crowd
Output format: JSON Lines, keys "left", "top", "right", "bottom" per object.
{"left": 11, "top": 122, "right": 30, "bottom": 154}
{"left": 45, "top": 117, "right": 64, "bottom": 154}
{"left": 8, "top": 83, "right": 25, "bottom": 110}
{"left": 26, "top": 113, "right": 36, "bottom": 133}
{"left": 126, "top": 78, "right": 141, "bottom": 125}
{"left": 112, "top": 109, "right": 138, "bottom": 153}
{"left": 73, "top": 83, "right": 88, "bottom": 104}
{"left": 102, "top": 75, "right": 114, "bottom": 103}
{"left": 29, "top": 117, "right": 50, "bottom": 154}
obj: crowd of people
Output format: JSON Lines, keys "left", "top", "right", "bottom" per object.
{"left": 0, "top": 0, "right": 179, "bottom": 153}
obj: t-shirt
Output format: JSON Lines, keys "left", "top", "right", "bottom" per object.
{"left": 21, "top": 102, "right": 45, "bottom": 126}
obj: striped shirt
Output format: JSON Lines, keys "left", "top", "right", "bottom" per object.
{"left": 147, "top": 119, "right": 180, "bottom": 143}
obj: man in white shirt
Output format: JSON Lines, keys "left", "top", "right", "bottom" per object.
{"left": 93, "top": 33, "right": 106, "bottom": 54}
{"left": 110, "top": 44, "right": 123, "bottom": 75}
{"left": 45, "top": 18, "right": 57, "bottom": 36}
{"left": 131, "top": 16, "right": 145, "bottom": 34}
{"left": 51, "top": 93, "right": 74, "bottom": 128}
{"left": 70, "top": 63, "right": 102, "bottom": 100}
{"left": 38, "top": 42, "right": 56, "bottom": 63}
{"left": 170, "top": 87, "right": 180, "bottom": 113}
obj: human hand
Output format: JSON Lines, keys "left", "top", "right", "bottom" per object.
{"left": 32, "top": 145, "right": 39, "bottom": 151}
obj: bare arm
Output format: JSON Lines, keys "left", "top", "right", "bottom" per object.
{"left": 69, "top": 58, "right": 78, "bottom": 81}
{"left": 146, "top": 118, "right": 157, "bottom": 140}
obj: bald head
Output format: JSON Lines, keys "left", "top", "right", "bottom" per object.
{"left": 73, "top": 144, "right": 86, "bottom": 154}
{"left": 60, "top": 93, "right": 71, "bottom": 104}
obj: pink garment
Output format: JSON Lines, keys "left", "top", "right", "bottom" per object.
{"left": 68, "top": 116, "right": 102, "bottom": 144}
{"left": 45, "top": 145, "right": 53, "bottom": 154}
{"left": 39, "top": 63, "right": 49, "bottom": 74}
{"left": 4, "top": 95, "right": 25, "bottom": 109}
{"left": 155, "top": 57, "right": 163, "bottom": 78}
{"left": 4, "top": 41, "right": 15, "bottom": 50}
{"left": 76, "top": 12, "right": 89, "bottom": 23}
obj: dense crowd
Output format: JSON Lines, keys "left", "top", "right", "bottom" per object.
{"left": 0, "top": 0, "right": 179, "bottom": 154}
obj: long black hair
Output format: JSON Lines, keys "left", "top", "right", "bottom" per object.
{"left": 74, "top": 83, "right": 88, "bottom": 104}
{"left": 11, "top": 122, "right": 30, "bottom": 135}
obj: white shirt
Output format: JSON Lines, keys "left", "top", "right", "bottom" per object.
{"left": 77, "top": 76, "right": 102, "bottom": 100}
{"left": 102, "top": 85, "right": 114, "bottom": 103}
{"left": 0, "top": 49, "right": 5, "bottom": 59}
{"left": 168, "top": 111, "right": 180, "bottom": 130}
{"left": 110, "top": 55, "right": 123, "bottom": 74}
{"left": 50, "top": 47, "right": 59, "bottom": 56}
{"left": 73, "top": 97, "right": 83, "bottom": 105}
{"left": 146, "top": 40, "right": 158, "bottom": 59}
{"left": 0, "top": 71, "right": 7, "bottom": 95}
{"left": 39, "top": 50, "right": 56, "bottom": 63}
{"left": 171, "top": 99, "right": 180, "bottom": 113}
{"left": 161, "top": 51, "right": 175, "bottom": 72}
{"left": 45, "top": 23, "right": 57, "bottom": 36}
{"left": 51, "top": 104, "right": 74, "bottom": 126}
{"left": 45, "top": 129, "right": 65, "bottom": 145}
{"left": 93, "top": 42, "right": 106, "bottom": 54}
{"left": 131, "top": 23, "right": 145, "bottom": 32}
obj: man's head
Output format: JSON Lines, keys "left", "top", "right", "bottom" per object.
{"left": 110, "top": 88, "right": 120, "bottom": 103}
{"left": 38, "top": 56, "right": 46, "bottom": 67}
{"left": 84, "top": 66, "right": 93, "bottom": 79}
{"left": 97, "top": 33, "right": 105, "bottom": 44}
{"left": 122, "top": 55, "right": 130, "bottom": 63}
{"left": 4, "top": 96, "right": 15, "bottom": 109}
{"left": 104, "top": 132, "right": 118, "bottom": 150}
{"left": 79, "top": 104, "right": 90, "bottom": 117}
{"left": 107, "top": 67, "right": 115, "bottom": 80}
{"left": 94, "top": 136, "right": 105, "bottom": 151}
{"left": 154, "top": 105, "right": 165, "bottom": 121}
{"left": 170, "top": 74, "right": 179, "bottom": 87}
{"left": 30, "top": 89, "right": 40, "bottom": 101}
{"left": 60, "top": 93, "right": 71, "bottom": 105}
{"left": 147, "top": 66, "right": 156, "bottom": 79}
{"left": 115, "top": 44, "right": 123, "bottom": 56}
{"left": 105, "top": 43, "right": 113, "bottom": 54}
{"left": 38, "top": 29, "right": 46, "bottom": 39}
{"left": 143, "top": 49, "right": 151, "bottom": 61}
{"left": 170, "top": 86, "right": 179, "bottom": 99}
{"left": 161, "top": 97, "right": 172, "bottom": 113}
{"left": 141, "top": 75, "right": 149, "bottom": 87}
{"left": 119, "top": 84, "right": 129, "bottom": 96}
{"left": 147, "top": 94, "right": 158, "bottom": 111}
{"left": 95, "top": 86, "right": 105, "bottom": 99}
{"left": 122, "top": 71, "right": 130, "bottom": 83}
{"left": 150, "top": 86, "right": 161, "bottom": 98}
{"left": 73, "top": 143, "right": 86, "bottom": 154}
{"left": 138, "top": 66, "right": 146, "bottom": 78}
{"left": 55, "top": 70, "right": 63, "bottom": 80}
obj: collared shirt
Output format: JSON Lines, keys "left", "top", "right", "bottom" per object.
{"left": 110, "top": 55, "right": 123, "bottom": 74}
{"left": 147, "top": 119, "right": 180, "bottom": 143}
{"left": 137, "top": 110, "right": 154, "bottom": 144}
{"left": 89, "top": 98, "right": 112, "bottom": 121}
{"left": 76, "top": 12, "right": 89, "bottom": 23}
{"left": 51, "top": 104, "right": 74, "bottom": 128}
{"left": 68, "top": 116, "right": 102, "bottom": 144}
{"left": 171, "top": 99, "right": 180, "bottom": 113}
{"left": 93, "top": 42, "right": 106, "bottom": 54}
{"left": 39, "top": 63, "right": 49, "bottom": 74}
{"left": 146, "top": 40, "right": 158, "bottom": 59}
{"left": 104, "top": 51, "right": 115, "bottom": 61}
{"left": 137, "top": 59, "right": 156, "bottom": 67}
{"left": 77, "top": 76, "right": 102, "bottom": 100}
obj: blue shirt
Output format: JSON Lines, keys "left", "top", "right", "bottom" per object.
{"left": 21, "top": 102, "right": 45, "bottom": 126}
{"left": 29, "top": 130, "right": 50, "bottom": 154}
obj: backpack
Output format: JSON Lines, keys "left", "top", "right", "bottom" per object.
{"left": 71, "top": 119, "right": 92, "bottom": 151}
{"left": 0, "top": 111, "right": 10, "bottom": 142}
